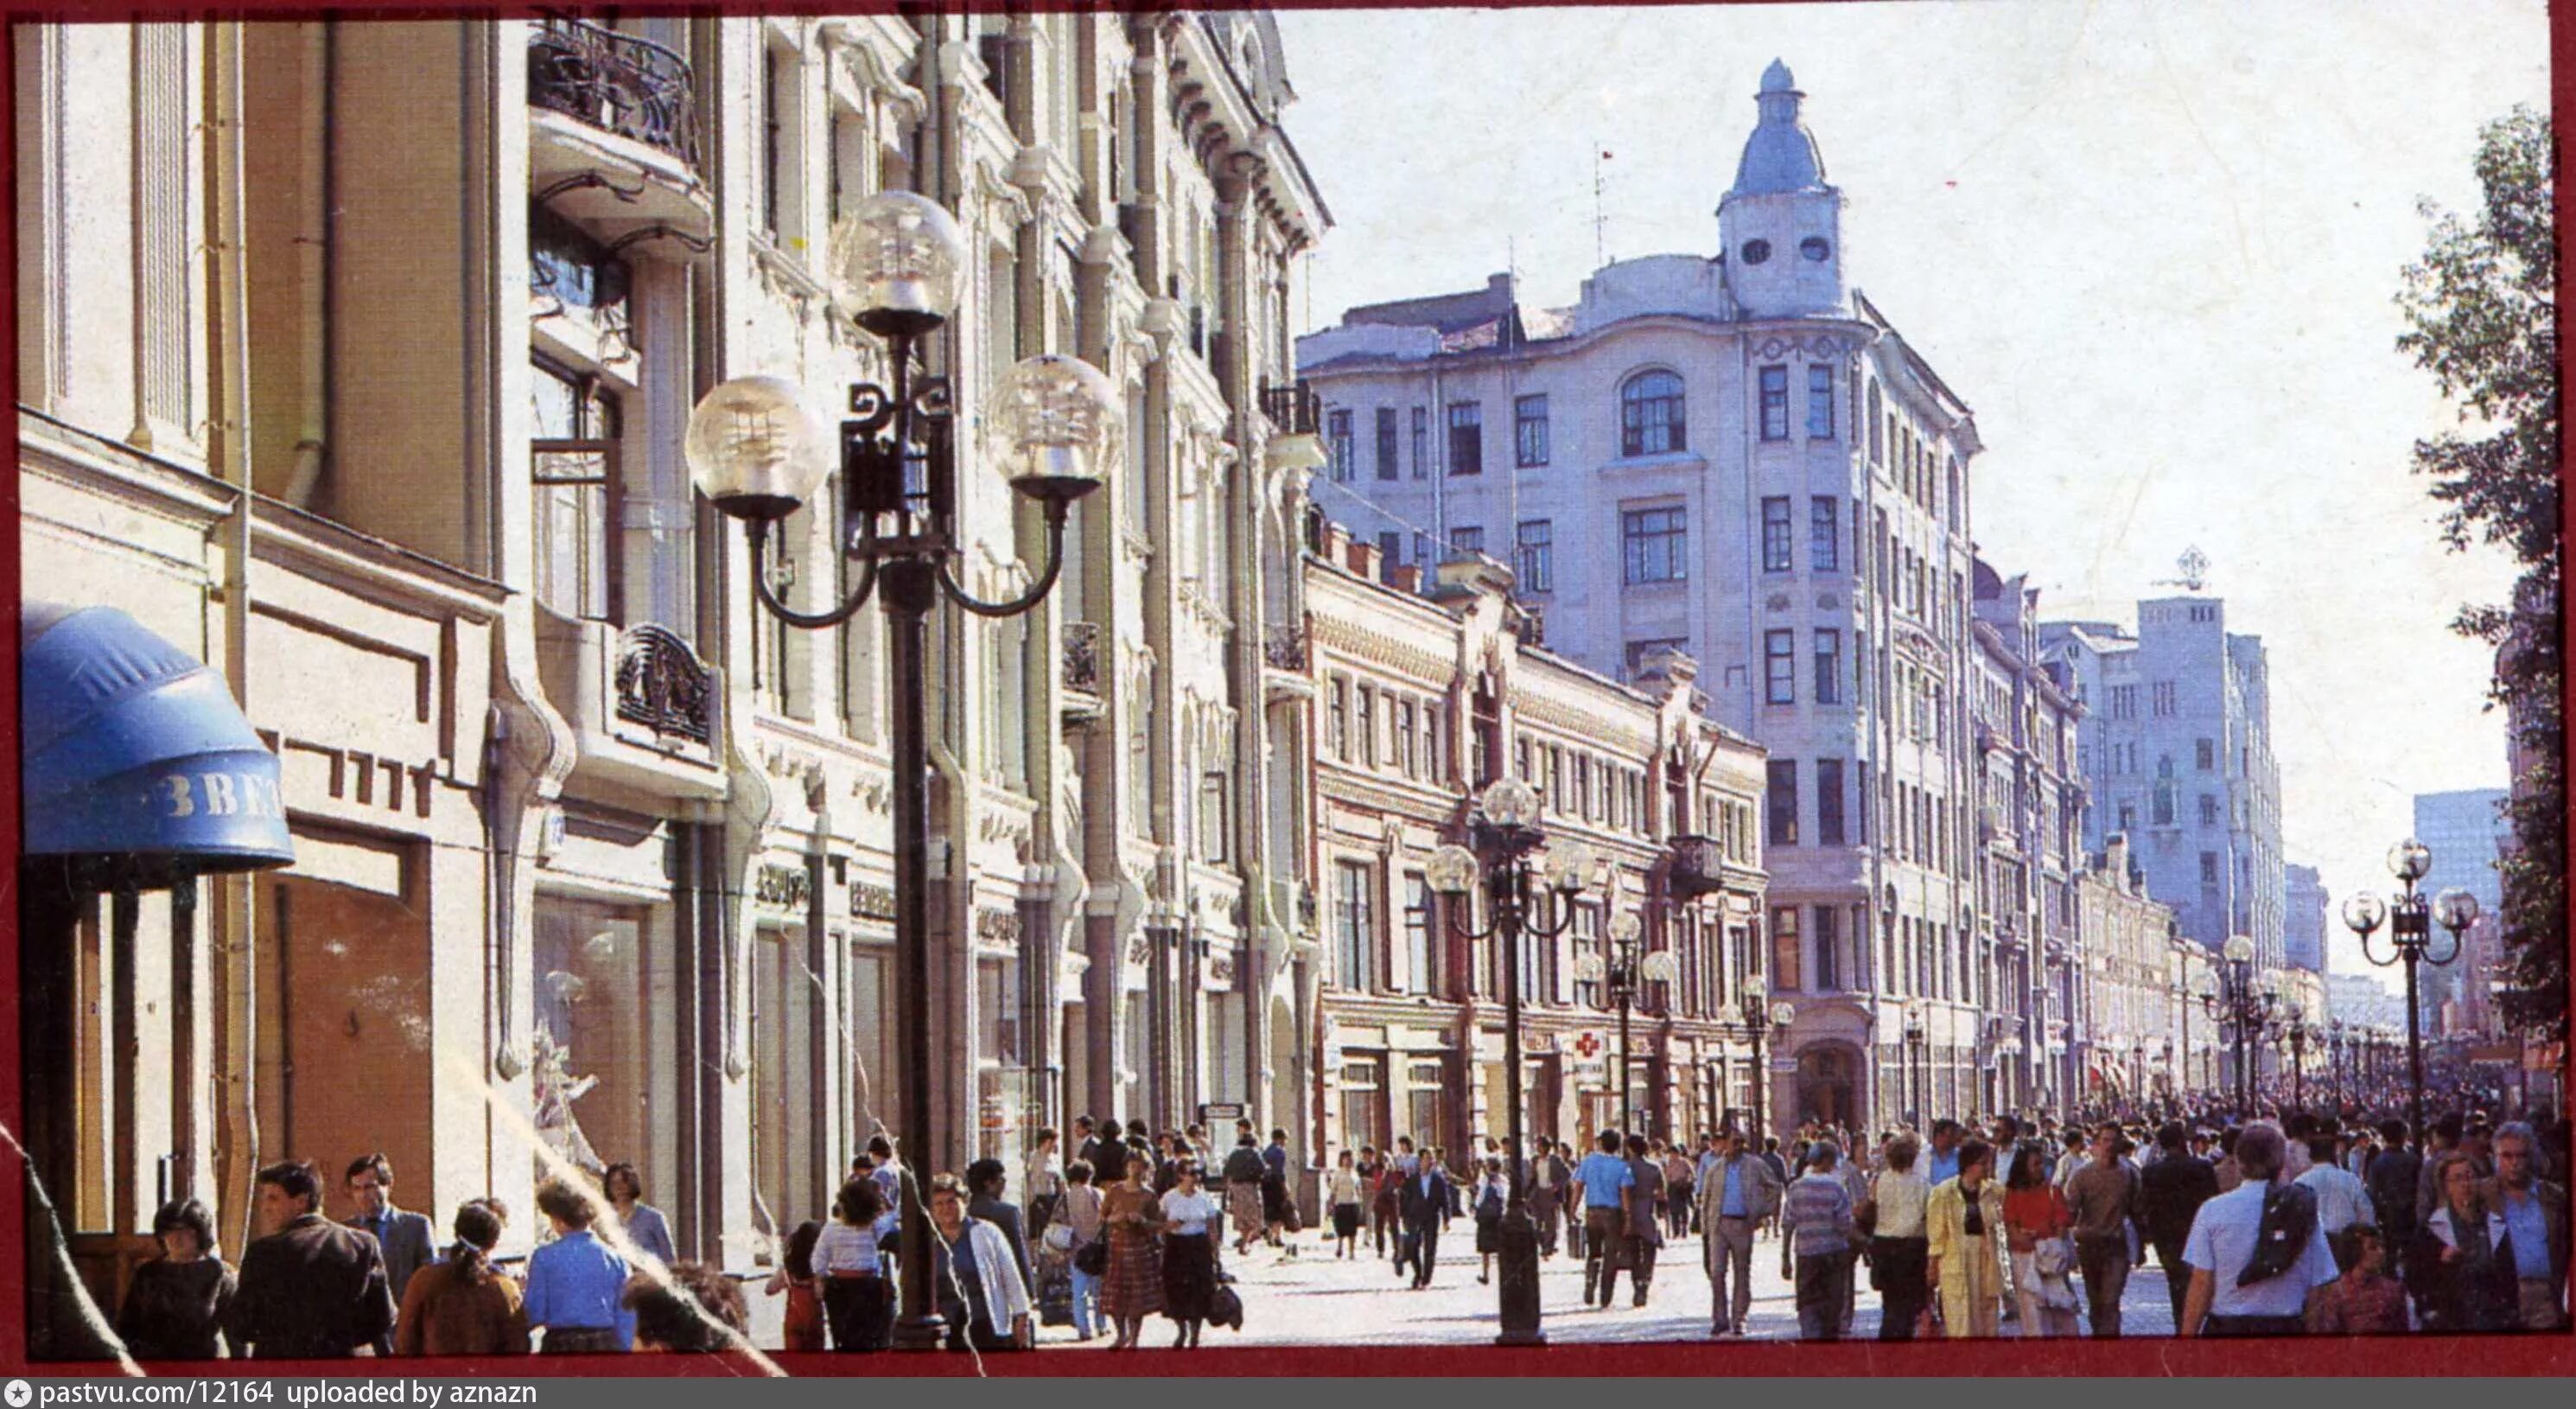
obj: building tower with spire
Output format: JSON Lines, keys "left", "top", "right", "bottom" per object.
{"left": 1717, "top": 60, "right": 1848, "bottom": 321}
{"left": 1294, "top": 61, "right": 2017, "bottom": 1134}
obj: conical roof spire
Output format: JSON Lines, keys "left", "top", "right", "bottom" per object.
{"left": 1730, "top": 59, "right": 1826, "bottom": 197}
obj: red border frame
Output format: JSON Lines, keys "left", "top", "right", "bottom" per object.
{"left": 3, "top": 0, "right": 2571, "bottom": 1379}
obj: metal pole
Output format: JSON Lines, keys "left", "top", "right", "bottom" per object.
{"left": 886, "top": 560, "right": 946, "bottom": 1352}
{"left": 1617, "top": 975, "right": 1633, "bottom": 1138}
{"left": 2404, "top": 950, "right": 2426, "bottom": 1151}
{"left": 1497, "top": 864, "right": 1542, "bottom": 1345}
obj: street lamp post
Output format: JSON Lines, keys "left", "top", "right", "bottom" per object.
{"left": 2198, "top": 935, "right": 2271, "bottom": 1121}
{"left": 2341, "top": 838, "right": 2478, "bottom": 1150}
{"left": 1578, "top": 909, "right": 1676, "bottom": 1138}
{"left": 1903, "top": 1000, "right": 1927, "bottom": 1125}
{"left": 1738, "top": 977, "right": 1793, "bottom": 1139}
{"left": 685, "top": 190, "right": 1111, "bottom": 1352}
{"left": 1428, "top": 778, "right": 1597, "bottom": 1347}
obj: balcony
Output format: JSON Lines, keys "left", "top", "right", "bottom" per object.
{"left": 1666, "top": 834, "right": 1728, "bottom": 898}
{"left": 536, "top": 611, "right": 727, "bottom": 800}
{"left": 527, "top": 17, "right": 714, "bottom": 244}
{"left": 1263, "top": 622, "right": 1309, "bottom": 673}
{"left": 1261, "top": 380, "right": 1322, "bottom": 437}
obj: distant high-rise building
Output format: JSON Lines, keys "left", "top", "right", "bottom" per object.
{"left": 2041, "top": 592, "right": 2287, "bottom": 972}
{"left": 2410, "top": 787, "right": 2509, "bottom": 1028}
{"left": 2284, "top": 864, "right": 2327, "bottom": 972}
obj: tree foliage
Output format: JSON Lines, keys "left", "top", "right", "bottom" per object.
{"left": 2397, "top": 105, "right": 2563, "bottom": 1043}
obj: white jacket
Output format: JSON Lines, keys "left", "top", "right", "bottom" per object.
{"left": 935, "top": 1219, "right": 1031, "bottom": 1333}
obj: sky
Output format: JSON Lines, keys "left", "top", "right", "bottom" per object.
{"left": 1270, "top": 0, "right": 2550, "bottom": 985}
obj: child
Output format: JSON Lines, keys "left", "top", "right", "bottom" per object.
{"left": 764, "top": 1221, "right": 825, "bottom": 1352}
{"left": 2304, "top": 1225, "right": 2410, "bottom": 1334}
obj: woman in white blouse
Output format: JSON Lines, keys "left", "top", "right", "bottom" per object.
{"left": 1867, "top": 1133, "right": 1935, "bottom": 1341}
{"left": 1157, "top": 1162, "right": 1224, "bottom": 1348}
{"left": 1053, "top": 1159, "right": 1107, "bottom": 1341}
{"left": 1327, "top": 1150, "right": 1365, "bottom": 1260}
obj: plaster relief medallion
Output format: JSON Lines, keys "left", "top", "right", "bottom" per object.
{"left": 1765, "top": 592, "right": 1793, "bottom": 612}
{"left": 1818, "top": 592, "right": 1841, "bottom": 610}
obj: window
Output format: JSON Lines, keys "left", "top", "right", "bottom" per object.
{"left": 2153, "top": 680, "right": 2177, "bottom": 717}
{"left": 1767, "top": 760, "right": 1799, "bottom": 845}
{"left": 1377, "top": 531, "right": 1402, "bottom": 580}
{"left": 2198, "top": 851, "right": 2219, "bottom": 887}
{"left": 1622, "top": 507, "right": 1688, "bottom": 584}
{"left": 1867, "top": 380, "right": 1884, "bottom": 463}
{"left": 2198, "top": 794, "right": 2218, "bottom": 826}
{"left": 1396, "top": 700, "right": 1418, "bottom": 777}
{"left": 2153, "top": 781, "right": 2176, "bottom": 827}
{"left": 2117, "top": 800, "right": 2138, "bottom": 833}
{"left": 1446, "top": 402, "right": 1484, "bottom": 475}
{"left": 1771, "top": 906, "right": 1801, "bottom": 990}
{"left": 1625, "top": 637, "right": 1687, "bottom": 682}
{"left": 1758, "top": 365, "right": 1790, "bottom": 441}
{"left": 1807, "top": 364, "right": 1835, "bottom": 438}
{"left": 1765, "top": 629, "right": 1796, "bottom": 704}
{"left": 1339, "top": 1058, "right": 1389, "bottom": 1154}
{"left": 1810, "top": 496, "right": 1839, "bottom": 572}
{"left": 1333, "top": 860, "right": 1377, "bottom": 990}
{"left": 1812, "top": 628, "right": 1843, "bottom": 705}
{"left": 532, "top": 359, "right": 621, "bottom": 623}
{"left": 1355, "top": 685, "right": 1377, "bottom": 764}
{"left": 1758, "top": 496, "right": 1793, "bottom": 572}
{"left": 1448, "top": 526, "right": 1485, "bottom": 558}
{"left": 1515, "top": 394, "right": 1550, "bottom": 468}
{"left": 1326, "top": 409, "right": 1354, "bottom": 481}
{"left": 1857, "top": 761, "right": 1872, "bottom": 845}
{"left": 1403, "top": 875, "right": 1437, "bottom": 996}
{"left": 1817, "top": 758, "right": 1846, "bottom": 847}
{"left": 1515, "top": 520, "right": 1554, "bottom": 592}
{"left": 2109, "top": 685, "right": 2138, "bottom": 720}
{"left": 760, "top": 43, "right": 792, "bottom": 239}
{"left": 1410, "top": 407, "right": 1428, "bottom": 478}
{"left": 1375, "top": 407, "right": 1400, "bottom": 481}
{"left": 1620, "top": 371, "right": 1687, "bottom": 456}
{"left": 1198, "top": 774, "right": 1229, "bottom": 862}
{"left": 1812, "top": 904, "right": 1841, "bottom": 990}
{"left": 1328, "top": 677, "right": 1350, "bottom": 759}
{"left": 2196, "top": 737, "right": 2215, "bottom": 771}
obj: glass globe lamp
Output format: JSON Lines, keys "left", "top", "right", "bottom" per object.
{"left": 685, "top": 375, "right": 834, "bottom": 522}
{"left": 1608, "top": 911, "right": 1643, "bottom": 944}
{"left": 1639, "top": 950, "right": 1680, "bottom": 985}
{"left": 992, "top": 354, "right": 1116, "bottom": 506}
{"left": 2433, "top": 887, "right": 2480, "bottom": 932}
{"left": 1426, "top": 845, "right": 1479, "bottom": 897}
{"left": 2387, "top": 838, "right": 2433, "bottom": 883}
{"left": 1742, "top": 974, "right": 1766, "bottom": 1005}
{"left": 1574, "top": 953, "right": 1606, "bottom": 985}
{"left": 1479, "top": 777, "right": 1542, "bottom": 830}
{"left": 2342, "top": 893, "right": 2388, "bottom": 935}
{"left": 1770, "top": 1001, "right": 1798, "bottom": 1030}
{"left": 1542, "top": 841, "right": 1598, "bottom": 894}
{"left": 2223, "top": 934, "right": 2255, "bottom": 966}
{"left": 830, "top": 190, "right": 969, "bottom": 334}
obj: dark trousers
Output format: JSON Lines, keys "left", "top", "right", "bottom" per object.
{"left": 1872, "top": 1236, "right": 1930, "bottom": 1342}
{"left": 2077, "top": 1234, "right": 2128, "bottom": 1337}
{"left": 823, "top": 1274, "right": 891, "bottom": 1352}
{"left": 1611, "top": 1238, "right": 1658, "bottom": 1304}
{"left": 1402, "top": 1222, "right": 1441, "bottom": 1287}
{"left": 1533, "top": 1199, "right": 1562, "bottom": 1255}
{"left": 1795, "top": 1248, "right": 1854, "bottom": 1341}
{"left": 2204, "top": 1313, "right": 2304, "bottom": 1336}
{"left": 1372, "top": 1206, "right": 1397, "bottom": 1258}
{"left": 2153, "top": 1237, "right": 2191, "bottom": 1331}
{"left": 1581, "top": 1208, "right": 1625, "bottom": 1304}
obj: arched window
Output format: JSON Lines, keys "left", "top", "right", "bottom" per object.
{"left": 1620, "top": 370, "right": 1686, "bottom": 456}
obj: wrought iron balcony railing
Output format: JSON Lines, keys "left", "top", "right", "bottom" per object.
{"left": 613, "top": 623, "right": 714, "bottom": 745}
{"left": 1263, "top": 622, "right": 1308, "bottom": 672}
{"left": 1260, "top": 380, "right": 1322, "bottom": 437}
{"left": 529, "top": 16, "right": 702, "bottom": 169}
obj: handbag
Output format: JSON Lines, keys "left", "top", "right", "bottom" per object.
{"left": 1853, "top": 1195, "right": 1879, "bottom": 1237}
{"left": 1073, "top": 1236, "right": 1110, "bottom": 1277}
{"left": 1043, "top": 1221, "right": 1078, "bottom": 1253}
{"left": 1208, "top": 1284, "right": 1244, "bottom": 1332}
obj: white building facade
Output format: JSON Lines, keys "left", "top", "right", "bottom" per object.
{"left": 1294, "top": 61, "right": 1990, "bottom": 1131}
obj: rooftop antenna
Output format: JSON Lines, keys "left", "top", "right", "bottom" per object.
{"left": 2155, "top": 546, "right": 2212, "bottom": 594}
{"left": 1593, "top": 144, "right": 1611, "bottom": 269}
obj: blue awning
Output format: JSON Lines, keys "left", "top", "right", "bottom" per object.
{"left": 21, "top": 602, "right": 293, "bottom": 882}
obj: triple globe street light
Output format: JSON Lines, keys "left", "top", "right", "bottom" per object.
{"left": 684, "top": 189, "right": 1116, "bottom": 1352}
{"left": 2340, "top": 838, "right": 2479, "bottom": 1149}
{"left": 2193, "top": 934, "right": 2272, "bottom": 1119}
{"left": 1575, "top": 908, "right": 1680, "bottom": 1135}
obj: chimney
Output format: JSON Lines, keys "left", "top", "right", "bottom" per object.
{"left": 1389, "top": 563, "right": 1424, "bottom": 595}
{"left": 1321, "top": 519, "right": 1354, "bottom": 568}
{"left": 2104, "top": 832, "right": 2131, "bottom": 894}
{"left": 1346, "top": 536, "right": 1381, "bottom": 579}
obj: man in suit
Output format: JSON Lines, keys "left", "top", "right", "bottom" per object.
{"left": 343, "top": 1153, "right": 434, "bottom": 1355}
{"left": 230, "top": 1160, "right": 398, "bottom": 1358}
{"left": 1524, "top": 1138, "right": 1572, "bottom": 1259}
{"left": 2138, "top": 1120, "right": 2220, "bottom": 1331}
{"left": 1696, "top": 1129, "right": 1782, "bottom": 1336}
{"left": 1396, "top": 1154, "right": 1451, "bottom": 1290}
{"left": 2367, "top": 1118, "right": 2424, "bottom": 1271}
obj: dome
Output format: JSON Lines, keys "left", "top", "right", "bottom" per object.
{"left": 1728, "top": 58, "right": 1828, "bottom": 197}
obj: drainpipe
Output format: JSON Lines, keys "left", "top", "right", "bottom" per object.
{"left": 204, "top": 18, "right": 264, "bottom": 1252}
{"left": 281, "top": 23, "right": 332, "bottom": 507}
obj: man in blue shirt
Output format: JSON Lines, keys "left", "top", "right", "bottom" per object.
{"left": 1924, "top": 1120, "right": 1963, "bottom": 1188}
{"left": 1574, "top": 1130, "right": 1634, "bottom": 1308}
{"left": 2487, "top": 1122, "right": 2568, "bottom": 1329}
{"left": 1695, "top": 1130, "right": 1781, "bottom": 1336}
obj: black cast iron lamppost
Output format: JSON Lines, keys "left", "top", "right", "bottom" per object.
{"left": 686, "top": 190, "right": 1113, "bottom": 1352}
{"left": 2198, "top": 934, "right": 2271, "bottom": 1120}
{"left": 1428, "top": 777, "right": 1598, "bottom": 1347}
{"left": 1903, "top": 999, "right": 1927, "bottom": 1125}
{"left": 1736, "top": 975, "right": 1793, "bottom": 1138}
{"left": 1579, "top": 909, "right": 1676, "bottom": 1136}
{"left": 2341, "top": 838, "right": 2477, "bottom": 1151}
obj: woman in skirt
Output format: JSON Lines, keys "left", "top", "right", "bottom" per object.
{"left": 1097, "top": 1151, "right": 1165, "bottom": 1349}
{"left": 1327, "top": 1149, "right": 1366, "bottom": 1259}
{"left": 1472, "top": 1157, "right": 1509, "bottom": 1285}
{"left": 1158, "top": 1161, "right": 1223, "bottom": 1348}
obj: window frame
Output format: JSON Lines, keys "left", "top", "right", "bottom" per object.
{"left": 1813, "top": 628, "right": 1842, "bottom": 705}
{"left": 1515, "top": 519, "right": 1554, "bottom": 593}
{"left": 1446, "top": 401, "right": 1485, "bottom": 476}
{"left": 1810, "top": 495, "right": 1840, "bottom": 572}
{"left": 1760, "top": 496, "right": 1794, "bottom": 573}
{"left": 1514, "top": 393, "right": 1550, "bottom": 468}
{"left": 1619, "top": 370, "right": 1687, "bottom": 456}
{"left": 1757, "top": 364, "right": 1790, "bottom": 442}
{"left": 1764, "top": 629, "right": 1797, "bottom": 705}
{"left": 1807, "top": 363, "right": 1835, "bottom": 439}
{"left": 1621, "top": 505, "right": 1689, "bottom": 585}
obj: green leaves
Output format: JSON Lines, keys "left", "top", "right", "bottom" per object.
{"left": 2401, "top": 105, "right": 2564, "bottom": 1044}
